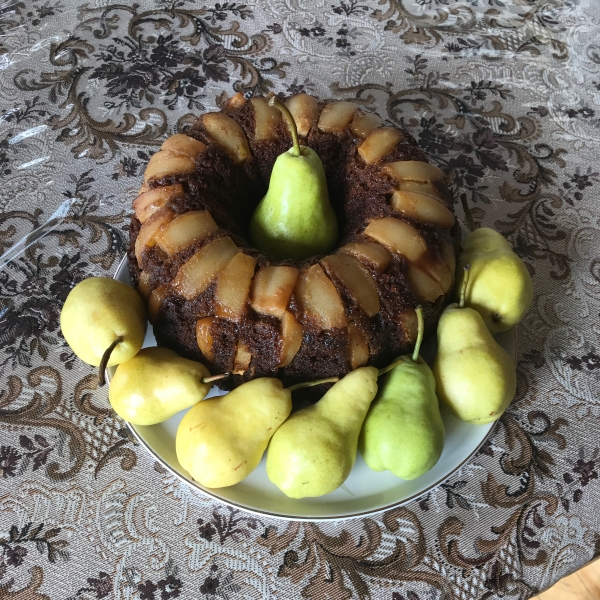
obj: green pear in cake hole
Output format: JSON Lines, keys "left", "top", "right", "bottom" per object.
{"left": 456, "top": 199, "right": 533, "bottom": 334}
{"left": 359, "top": 307, "right": 445, "bottom": 480}
{"left": 249, "top": 96, "right": 338, "bottom": 261}
{"left": 266, "top": 367, "right": 379, "bottom": 498}
{"left": 109, "top": 347, "right": 224, "bottom": 426}
{"left": 433, "top": 265, "right": 516, "bottom": 424}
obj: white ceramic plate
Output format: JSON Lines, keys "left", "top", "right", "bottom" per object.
{"left": 110, "top": 256, "right": 515, "bottom": 520}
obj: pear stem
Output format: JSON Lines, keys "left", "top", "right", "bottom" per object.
{"left": 378, "top": 358, "right": 404, "bottom": 377}
{"left": 98, "top": 336, "right": 123, "bottom": 387}
{"left": 202, "top": 373, "right": 228, "bottom": 384}
{"left": 412, "top": 307, "right": 424, "bottom": 363}
{"left": 460, "top": 194, "right": 476, "bottom": 233}
{"left": 287, "top": 377, "right": 339, "bottom": 392}
{"left": 459, "top": 264, "right": 471, "bottom": 309}
{"left": 269, "top": 95, "right": 301, "bottom": 157}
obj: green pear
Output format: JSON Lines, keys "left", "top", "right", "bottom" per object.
{"left": 109, "top": 347, "right": 215, "bottom": 426}
{"left": 266, "top": 367, "right": 379, "bottom": 498}
{"left": 359, "top": 308, "right": 444, "bottom": 479}
{"left": 455, "top": 228, "right": 533, "bottom": 333}
{"left": 176, "top": 378, "right": 293, "bottom": 488}
{"left": 434, "top": 267, "right": 516, "bottom": 424}
{"left": 249, "top": 97, "right": 337, "bottom": 260}
{"left": 60, "top": 277, "right": 147, "bottom": 382}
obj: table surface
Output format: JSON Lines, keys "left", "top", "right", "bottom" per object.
{"left": 1, "top": 1, "right": 599, "bottom": 599}
{"left": 533, "top": 556, "right": 600, "bottom": 600}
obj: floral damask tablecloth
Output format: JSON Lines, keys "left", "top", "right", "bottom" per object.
{"left": 1, "top": 1, "right": 599, "bottom": 598}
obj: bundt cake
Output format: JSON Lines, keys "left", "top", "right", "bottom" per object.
{"left": 128, "top": 93, "right": 458, "bottom": 389}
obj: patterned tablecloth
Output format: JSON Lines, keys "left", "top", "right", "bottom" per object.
{"left": 1, "top": 1, "right": 599, "bottom": 598}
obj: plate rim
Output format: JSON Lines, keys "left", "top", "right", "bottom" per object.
{"left": 111, "top": 254, "right": 508, "bottom": 521}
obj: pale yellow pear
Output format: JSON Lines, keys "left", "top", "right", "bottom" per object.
{"left": 433, "top": 302, "right": 516, "bottom": 424}
{"left": 266, "top": 367, "right": 378, "bottom": 498}
{"left": 455, "top": 228, "right": 533, "bottom": 333}
{"left": 60, "top": 277, "right": 146, "bottom": 367}
{"left": 176, "top": 378, "right": 292, "bottom": 488}
{"left": 109, "top": 347, "right": 211, "bottom": 425}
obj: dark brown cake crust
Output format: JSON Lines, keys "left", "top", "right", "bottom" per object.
{"left": 128, "top": 95, "right": 459, "bottom": 392}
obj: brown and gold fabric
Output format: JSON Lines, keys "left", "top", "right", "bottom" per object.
{"left": 1, "top": 1, "right": 599, "bottom": 598}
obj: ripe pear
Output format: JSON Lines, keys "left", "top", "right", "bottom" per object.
{"left": 455, "top": 228, "right": 533, "bottom": 333}
{"left": 60, "top": 277, "right": 147, "bottom": 382}
{"left": 109, "top": 347, "right": 215, "bottom": 426}
{"left": 266, "top": 367, "right": 379, "bottom": 498}
{"left": 176, "top": 378, "right": 293, "bottom": 488}
{"left": 359, "top": 308, "right": 444, "bottom": 479}
{"left": 434, "top": 266, "right": 516, "bottom": 424}
{"left": 249, "top": 96, "right": 338, "bottom": 260}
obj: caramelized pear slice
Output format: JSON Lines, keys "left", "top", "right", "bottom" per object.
{"left": 382, "top": 160, "right": 445, "bottom": 183}
{"left": 280, "top": 310, "right": 303, "bottom": 367}
{"left": 250, "top": 97, "right": 282, "bottom": 140}
{"left": 215, "top": 252, "right": 257, "bottom": 321}
{"left": 250, "top": 266, "right": 299, "bottom": 319}
{"left": 321, "top": 254, "right": 380, "bottom": 317}
{"left": 137, "top": 271, "right": 151, "bottom": 301}
{"left": 395, "top": 308, "right": 418, "bottom": 345}
{"left": 318, "top": 101, "right": 357, "bottom": 134}
{"left": 398, "top": 180, "right": 442, "bottom": 199}
{"left": 138, "top": 182, "right": 151, "bottom": 195}
{"left": 295, "top": 264, "right": 348, "bottom": 329}
{"left": 348, "top": 321, "right": 369, "bottom": 369}
{"left": 407, "top": 265, "right": 445, "bottom": 303}
{"left": 172, "top": 237, "right": 238, "bottom": 300}
{"left": 161, "top": 134, "right": 207, "bottom": 158}
{"left": 390, "top": 190, "right": 455, "bottom": 229}
{"left": 133, "top": 184, "right": 185, "bottom": 223}
{"left": 421, "top": 257, "right": 453, "bottom": 292}
{"left": 196, "top": 316, "right": 215, "bottom": 362}
{"left": 134, "top": 208, "right": 176, "bottom": 264}
{"left": 233, "top": 342, "right": 252, "bottom": 374}
{"left": 349, "top": 111, "right": 382, "bottom": 139}
{"left": 203, "top": 112, "right": 251, "bottom": 165}
{"left": 358, "top": 128, "right": 403, "bottom": 164}
{"left": 338, "top": 242, "right": 391, "bottom": 274}
{"left": 144, "top": 150, "right": 196, "bottom": 182}
{"left": 225, "top": 92, "right": 247, "bottom": 111}
{"left": 364, "top": 217, "right": 428, "bottom": 263}
{"left": 155, "top": 210, "right": 218, "bottom": 256}
{"left": 148, "top": 285, "right": 168, "bottom": 324}
{"left": 285, "top": 94, "right": 318, "bottom": 137}
{"left": 440, "top": 239, "right": 456, "bottom": 279}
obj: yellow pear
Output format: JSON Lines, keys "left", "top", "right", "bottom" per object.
{"left": 60, "top": 277, "right": 146, "bottom": 383}
{"left": 109, "top": 347, "right": 215, "bottom": 425}
{"left": 266, "top": 367, "right": 379, "bottom": 498}
{"left": 434, "top": 267, "right": 516, "bottom": 424}
{"left": 176, "top": 378, "right": 293, "bottom": 488}
{"left": 455, "top": 228, "right": 533, "bottom": 333}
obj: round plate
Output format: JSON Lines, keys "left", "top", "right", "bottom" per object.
{"left": 110, "top": 255, "right": 515, "bottom": 521}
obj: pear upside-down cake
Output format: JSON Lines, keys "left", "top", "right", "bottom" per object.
{"left": 128, "top": 93, "right": 459, "bottom": 389}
